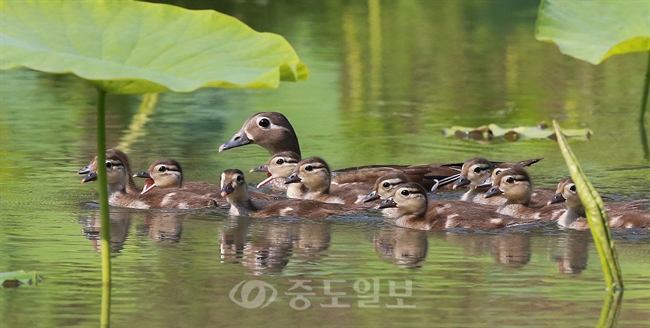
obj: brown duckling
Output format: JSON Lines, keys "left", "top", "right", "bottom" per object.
{"left": 477, "top": 163, "right": 556, "bottom": 206}
{"left": 133, "top": 159, "right": 218, "bottom": 195}
{"left": 218, "top": 112, "right": 460, "bottom": 189}
{"left": 484, "top": 166, "right": 564, "bottom": 221}
{"left": 250, "top": 151, "right": 307, "bottom": 198}
{"left": 133, "top": 159, "right": 277, "bottom": 205}
{"left": 377, "top": 182, "right": 532, "bottom": 231}
{"left": 80, "top": 148, "right": 140, "bottom": 194}
{"left": 220, "top": 169, "right": 366, "bottom": 219}
{"left": 82, "top": 151, "right": 218, "bottom": 209}
{"left": 285, "top": 157, "right": 372, "bottom": 204}
{"left": 453, "top": 157, "right": 543, "bottom": 205}
{"left": 548, "top": 177, "right": 650, "bottom": 229}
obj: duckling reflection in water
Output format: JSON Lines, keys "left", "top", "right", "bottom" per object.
{"left": 78, "top": 210, "right": 131, "bottom": 253}
{"left": 491, "top": 234, "right": 531, "bottom": 268}
{"left": 373, "top": 226, "right": 428, "bottom": 269}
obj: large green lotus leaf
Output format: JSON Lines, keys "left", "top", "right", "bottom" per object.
{"left": 0, "top": 0, "right": 308, "bottom": 94}
{"left": 535, "top": 0, "right": 650, "bottom": 64}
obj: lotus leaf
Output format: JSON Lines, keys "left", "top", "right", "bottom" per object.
{"left": 536, "top": 0, "right": 650, "bottom": 64}
{"left": 0, "top": 0, "right": 309, "bottom": 94}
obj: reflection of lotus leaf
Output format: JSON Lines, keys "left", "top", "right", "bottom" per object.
{"left": 535, "top": 0, "right": 650, "bottom": 64}
{"left": 443, "top": 123, "right": 592, "bottom": 142}
{"left": 0, "top": 0, "right": 309, "bottom": 94}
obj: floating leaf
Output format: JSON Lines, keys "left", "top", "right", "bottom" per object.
{"left": 0, "top": 270, "right": 39, "bottom": 288}
{"left": 535, "top": 0, "right": 650, "bottom": 64}
{"left": 553, "top": 120, "right": 623, "bottom": 291}
{"left": 0, "top": 0, "right": 309, "bottom": 94}
{"left": 443, "top": 123, "right": 592, "bottom": 142}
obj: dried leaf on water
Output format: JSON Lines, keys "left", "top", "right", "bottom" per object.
{"left": 443, "top": 123, "right": 592, "bottom": 142}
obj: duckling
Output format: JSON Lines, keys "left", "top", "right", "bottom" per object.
{"left": 363, "top": 172, "right": 412, "bottom": 203}
{"left": 484, "top": 166, "right": 564, "bottom": 221}
{"left": 218, "top": 112, "right": 461, "bottom": 189}
{"left": 476, "top": 162, "right": 556, "bottom": 206}
{"left": 133, "top": 159, "right": 277, "bottom": 205}
{"left": 250, "top": 151, "right": 307, "bottom": 198}
{"left": 220, "top": 169, "right": 366, "bottom": 219}
{"left": 133, "top": 159, "right": 217, "bottom": 195}
{"left": 82, "top": 151, "right": 218, "bottom": 209}
{"left": 284, "top": 157, "right": 373, "bottom": 204}
{"left": 377, "top": 182, "right": 532, "bottom": 231}
{"left": 453, "top": 157, "right": 543, "bottom": 205}
{"left": 80, "top": 148, "right": 140, "bottom": 194}
{"left": 548, "top": 178, "right": 650, "bottom": 229}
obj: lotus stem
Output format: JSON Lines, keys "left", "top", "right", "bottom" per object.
{"left": 640, "top": 51, "right": 650, "bottom": 159}
{"left": 553, "top": 120, "right": 623, "bottom": 291}
{"left": 96, "top": 88, "right": 111, "bottom": 327}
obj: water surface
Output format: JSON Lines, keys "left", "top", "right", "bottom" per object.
{"left": 1, "top": 0, "right": 649, "bottom": 327}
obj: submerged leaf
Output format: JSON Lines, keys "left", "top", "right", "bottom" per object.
{"left": 0, "top": 0, "right": 309, "bottom": 94}
{"left": 535, "top": 0, "right": 650, "bottom": 64}
{"left": 443, "top": 123, "right": 592, "bottom": 142}
{"left": 553, "top": 120, "right": 623, "bottom": 291}
{"left": 0, "top": 270, "right": 39, "bottom": 288}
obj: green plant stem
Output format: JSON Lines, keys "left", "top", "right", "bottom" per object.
{"left": 553, "top": 120, "right": 623, "bottom": 290}
{"left": 640, "top": 51, "right": 650, "bottom": 159}
{"left": 96, "top": 88, "right": 111, "bottom": 328}
{"left": 640, "top": 51, "right": 650, "bottom": 123}
{"left": 597, "top": 290, "right": 623, "bottom": 328}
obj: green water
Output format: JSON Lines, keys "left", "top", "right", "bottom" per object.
{"left": 1, "top": 0, "right": 649, "bottom": 327}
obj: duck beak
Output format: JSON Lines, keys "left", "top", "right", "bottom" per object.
{"left": 285, "top": 173, "right": 301, "bottom": 184}
{"left": 218, "top": 131, "right": 251, "bottom": 152}
{"left": 476, "top": 178, "right": 493, "bottom": 188}
{"left": 377, "top": 197, "right": 397, "bottom": 209}
{"left": 249, "top": 164, "right": 268, "bottom": 173}
{"left": 220, "top": 184, "right": 235, "bottom": 197}
{"left": 81, "top": 171, "right": 97, "bottom": 183}
{"left": 484, "top": 186, "right": 503, "bottom": 198}
{"left": 141, "top": 178, "right": 157, "bottom": 195}
{"left": 78, "top": 164, "right": 92, "bottom": 175}
{"left": 133, "top": 171, "right": 151, "bottom": 179}
{"left": 453, "top": 176, "right": 470, "bottom": 189}
{"left": 547, "top": 193, "right": 566, "bottom": 205}
{"left": 362, "top": 190, "right": 380, "bottom": 203}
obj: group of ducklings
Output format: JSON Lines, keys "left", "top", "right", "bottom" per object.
{"left": 78, "top": 112, "right": 650, "bottom": 231}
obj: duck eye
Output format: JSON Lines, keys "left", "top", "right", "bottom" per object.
{"left": 305, "top": 165, "right": 313, "bottom": 172}
{"left": 236, "top": 175, "right": 244, "bottom": 182}
{"left": 400, "top": 189, "right": 410, "bottom": 196}
{"left": 569, "top": 185, "right": 576, "bottom": 192}
{"left": 276, "top": 158, "right": 284, "bottom": 165}
{"left": 382, "top": 181, "right": 390, "bottom": 188}
{"left": 473, "top": 167, "right": 482, "bottom": 173}
{"left": 258, "top": 118, "right": 270, "bottom": 128}
{"left": 158, "top": 166, "right": 167, "bottom": 172}
{"left": 105, "top": 162, "right": 113, "bottom": 169}
{"left": 506, "top": 177, "right": 515, "bottom": 184}
{"left": 495, "top": 169, "right": 503, "bottom": 176}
